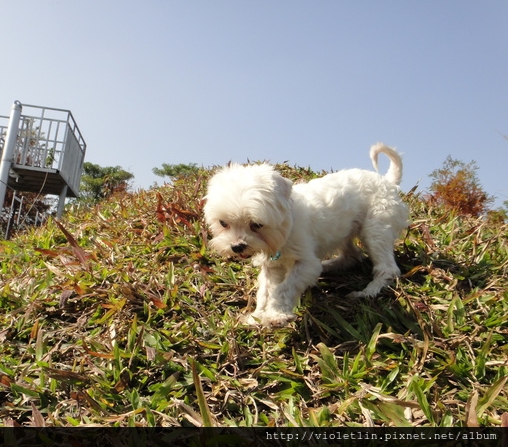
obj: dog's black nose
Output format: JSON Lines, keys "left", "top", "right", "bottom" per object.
{"left": 231, "top": 243, "right": 247, "bottom": 254}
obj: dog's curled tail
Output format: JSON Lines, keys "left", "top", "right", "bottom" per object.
{"left": 370, "top": 143, "right": 403, "bottom": 185}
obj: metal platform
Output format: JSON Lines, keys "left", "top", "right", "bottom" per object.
{"left": 7, "top": 165, "right": 73, "bottom": 196}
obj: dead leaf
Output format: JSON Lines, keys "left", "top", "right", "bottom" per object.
{"left": 0, "top": 374, "right": 13, "bottom": 387}
{"left": 113, "top": 369, "right": 131, "bottom": 393}
{"left": 34, "top": 248, "right": 60, "bottom": 257}
{"left": 465, "top": 390, "right": 480, "bottom": 427}
{"left": 82, "top": 340, "right": 114, "bottom": 359}
{"left": 30, "top": 402, "right": 46, "bottom": 427}
{"left": 54, "top": 220, "right": 88, "bottom": 265}
{"left": 43, "top": 367, "right": 90, "bottom": 384}
{"left": 59, "top": 289, "right": 74, "bottom": 308}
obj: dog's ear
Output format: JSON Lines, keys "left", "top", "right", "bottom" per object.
{"left": 274, "top": 174, "right": 293, "bottom": 201}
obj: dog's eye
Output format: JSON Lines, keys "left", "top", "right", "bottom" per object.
{"left": 219, "top": 220, "right": 229, "bottom": 229}
{"left": 250, "top": 223, "right": 263, "bottom": 232}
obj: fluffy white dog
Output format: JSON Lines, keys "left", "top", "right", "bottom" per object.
{"left": 204, "top": 143, "right": 409, "bottom": 327}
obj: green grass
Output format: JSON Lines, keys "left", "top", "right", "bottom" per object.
{"left": 0, "top": 165, "right": 506, "bottom": 427}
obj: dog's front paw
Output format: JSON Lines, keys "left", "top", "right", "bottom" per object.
{"left": 346, "top": 290, "right": 369, "bottom": 299}
{"left": 243, "top": 311, "right": 296, "bottom": 328}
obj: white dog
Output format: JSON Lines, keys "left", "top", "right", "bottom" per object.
{"left": 204, "top": 143, "right": 409, "bottom": 327}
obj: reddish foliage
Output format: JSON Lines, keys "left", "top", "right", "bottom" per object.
{"left": 156, "top": 192, "right": 199, "bottom": 230}
{"left": 428, "top": 156, "right": 492, "bottom": 217}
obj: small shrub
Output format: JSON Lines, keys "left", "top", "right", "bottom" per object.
{"left": 428, "top": 156, "right": 493, "bottom": 217}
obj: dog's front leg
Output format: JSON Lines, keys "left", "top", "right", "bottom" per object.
{"left": 246, "top": 257, "right": 322, "bottom": 327}
{"left": 244, "top": 264, "right": 287, "bottom": 326}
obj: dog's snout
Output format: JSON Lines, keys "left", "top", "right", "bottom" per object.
{"left": 231, "top": 243, "right": 247, "bottom": 254}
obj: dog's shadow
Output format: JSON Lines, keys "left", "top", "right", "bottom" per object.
{"left": 298, "top": 259, "right": 415, "bottom": 350}
{"left": 297, "top": 245, "right": 472, "bottom": 351}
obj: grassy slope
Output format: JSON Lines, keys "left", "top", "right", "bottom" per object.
{"left": 0, "top": 166, "right": 506, "bottom": 427}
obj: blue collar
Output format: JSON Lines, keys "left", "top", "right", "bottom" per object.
{"left": 270, "top": 251, "right": 281, "bottom": 261}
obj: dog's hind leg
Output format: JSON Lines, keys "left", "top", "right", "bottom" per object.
{"left": 348, "top": 223, "right": 401, "bottom": 298}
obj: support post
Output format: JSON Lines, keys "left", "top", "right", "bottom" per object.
{"left": 56, "top": 184, "right": 68, "bottom": 218}
{"left": 0, "top": 101, "right": 22, "bottom": 212}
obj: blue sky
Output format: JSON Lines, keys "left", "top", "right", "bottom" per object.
{"left": 2, "top": 1, "right": 507, "bottom": 208}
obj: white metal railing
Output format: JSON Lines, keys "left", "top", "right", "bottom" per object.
{"left": 0, "top": 115, "right": 8, "bottom": 151}
{"left": 7, "top": 104, "right": 87, "bottom": 194}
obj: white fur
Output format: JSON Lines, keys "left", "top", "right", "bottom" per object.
{"left": 204, "top": 143, "right": 409, "bottom": 327}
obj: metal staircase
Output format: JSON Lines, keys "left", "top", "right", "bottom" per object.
{"left": 0, "top": 101, "right": 87, "bottom": 236}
